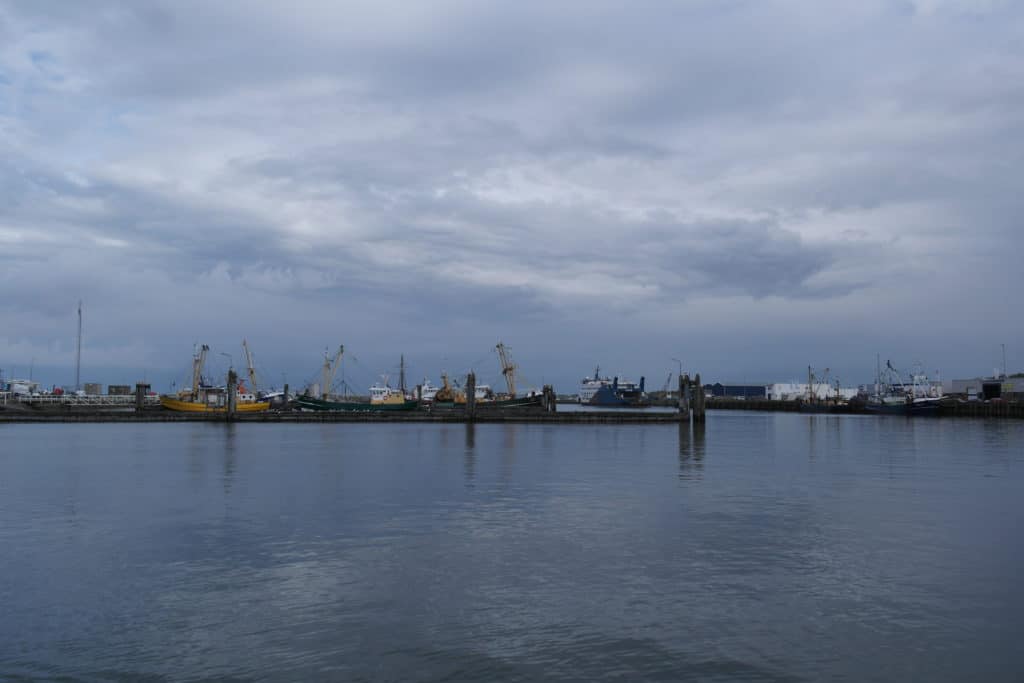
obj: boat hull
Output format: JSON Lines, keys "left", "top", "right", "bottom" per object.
{"left": 487, "top": 394, "right": 544, "bottom": 408}
{"left": 864, "top": 400, "right": 942, "bottom": 416}
{"left": 585, "top": 384, "right": 649, "bottom": 408}
{"left": 431, "top": 394, "right": 544, "bottom": 409}
{"left": 160, "top": 397, "right": 270, "bottom": 413}
{"left": 295, "top": 396, "right": 419, "bottom": 412}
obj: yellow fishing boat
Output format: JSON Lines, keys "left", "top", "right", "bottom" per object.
{"left": 160, "top": 343, "right": 270, "bottom": 413}
{"left": 160, "top": 396, "right": 270, "bottom": 413}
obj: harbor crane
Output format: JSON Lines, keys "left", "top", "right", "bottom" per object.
{"left": 661, "top": 372, "right": 673, "bottom": 395}
{"left": 241, "top": 339, "right": 258, "bottom": 394}
{"left": 496, "top": 342, "right": 517, "bottom": 398}
{"left": 190, "top": 344, "right": 209, "bottom": 400}
{"left": 321, "top": 345, "right": 344, "bottom": 399}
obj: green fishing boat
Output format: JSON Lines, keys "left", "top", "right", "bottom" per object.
{"left": 294, "top": 395, "right": 419, "bottom": 412}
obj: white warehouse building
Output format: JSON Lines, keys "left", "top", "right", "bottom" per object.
{"left": 767, "top": 383, "right": 859, "bottom": 401}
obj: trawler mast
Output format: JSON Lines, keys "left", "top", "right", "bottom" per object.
{"left": 242, "top": 339, "right": 258, "bottom": 393}
{"left": 191, "top": 344, "right": 209, "bottom": 400}
{"left": 496, "top": 342, "right": 517, "bottom": 398}
{"left": 321, "top": 346, "right": 344, "bottom": 399}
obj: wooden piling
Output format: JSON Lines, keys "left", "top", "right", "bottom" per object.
{"left": 226, "top": 369, "right": 238, "bottom": 420}
{"left": 134, "top": 383, "right": 149, "bottom": 412}
{"left": 678, "top": 373, "right": 690, "bottom": 417}
{"left": 542, "top": 384, "right": 557, "bottom": 413}
{"left": 693, "top": 373, "right": 706, "bottom": 422}
{"left": 465, "top": 372, "right": 476, "bottom": 419}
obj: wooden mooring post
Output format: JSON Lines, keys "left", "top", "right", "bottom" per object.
{"left": 134, "top": 383, "right": 150, "bottom": 412}
{"left": 226, "top": 369, "right": 238, "bottom": 421}
{"left": 677, "top": 373, "right": 705, "bottom": 422}
{"left": 692, "top": 373, "right": 706, "bottom": 421}
{"left": 465, "top": 372, "right": 476, "bottom": 420}
{"left": 678, "top": 373, "right": 690, "bottom": 419}
{"left": 542, "top": 385, "right": 557, "bottom": 413}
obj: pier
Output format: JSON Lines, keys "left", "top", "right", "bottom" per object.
{"left": 3, "top": 371, "right": 1022, "bottom": 422}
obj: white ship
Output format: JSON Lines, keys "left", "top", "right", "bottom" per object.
{"left": 578, "top": 366, "right": 646, "bottom": 406}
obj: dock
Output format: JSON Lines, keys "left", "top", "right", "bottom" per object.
{"left": 0, "top": 407, "right": 683, "bottom": 424}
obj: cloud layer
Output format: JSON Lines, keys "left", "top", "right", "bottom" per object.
{"left": 1, "top": 0, "right": 1022, "bottom": 389}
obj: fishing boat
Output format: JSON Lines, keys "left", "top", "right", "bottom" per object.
{"left": 427, "top": 344, "right": 545, "bottom": 409}
{"left": 295, "top": 352, "right": 418, "bottom": 412}
{"left": 369, "top": 372, "right": 416, "bottom": 407}
{"left": 420, "top": 379, "right": 440, "bottom": 402}
{"left": 294, "top": 395, "right": 418, "bottom": 412}
{"left": 865, "top": 359, "right": 943, "bottom": 416}
{"left": 160, "top": 394, "right": 270, "bottom": 413}
{"left": 160, "top": 344, "right": 269, "bottom": 413}
{"left": 480, "top": 343, "right": 544, "bottom": 408}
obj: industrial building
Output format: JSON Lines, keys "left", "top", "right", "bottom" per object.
{"left": 704, "top": 382, "right": 860, "bottom": 401}
{"left": 766, "top": 383, "right": 859, "bottom": 401}
{"left": 704, "top": 383, "right": 767, "bottom": 399}
{"left": 946, "top": 377, "right": 1024, "bottom": 401}
{"left": 2, "top": 378, "right": 41, "bottom": 396}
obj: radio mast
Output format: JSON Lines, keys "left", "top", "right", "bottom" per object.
{"left": 75, "top": 300, "right": 82, "bottom": 392}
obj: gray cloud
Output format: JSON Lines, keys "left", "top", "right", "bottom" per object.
{"left": 1, "top": 0, "right": 1022, "bottom": 390}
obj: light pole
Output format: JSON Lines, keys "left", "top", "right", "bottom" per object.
{"left": 671, "top": 358, "right": 683, "bottom": 398}
{"left": 220, "top": 352, "right": 233, "bottom": 370}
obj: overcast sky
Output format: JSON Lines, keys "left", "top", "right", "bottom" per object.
{"left": 1, "top": 0, "right": 1021, "bottom": 392}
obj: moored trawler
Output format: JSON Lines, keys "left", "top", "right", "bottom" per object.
{"left": 295, "top": 394, "right": 419, "bottom": 411}
{"left": 161, "top": 344, "right": 269, "bottom": 413}
{"left": 295, "top": 351, "right": 418, "bottom": 412}
{"left": 865, "top": 359, "right": 943, "bottom": 415}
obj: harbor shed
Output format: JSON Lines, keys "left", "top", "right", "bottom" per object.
{"left": 767, "top": 382, "right": 859, "bottom": 401}
{"left": 705, "top": 383, "right": 767, "bottom": 399}
{"left": 949, "top": 377, "right": 1024, "bottom": 401}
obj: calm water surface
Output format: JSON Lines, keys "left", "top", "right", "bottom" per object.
{"left": 1, "top": 414, "right": 1022, "bottom": 681}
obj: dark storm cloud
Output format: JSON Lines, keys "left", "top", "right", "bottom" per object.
{"left": 1, "top": 0, "right": 1022, "bottom": 386}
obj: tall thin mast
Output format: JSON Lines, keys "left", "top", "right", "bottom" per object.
{"left": 242, "top": 339, "right": 258, "bottom": 392}
{"left": 876, "top": 354, "right": 881, "bottom": 400}
{"left": 75, "top": 300, "right": 82, "bottom": 391}
{"left": 399, "top": 354, "right": 406, "bottom": 394}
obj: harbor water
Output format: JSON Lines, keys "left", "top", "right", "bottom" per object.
{"left": 1, "top": 414, "right": 1022, "bottom": 681}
